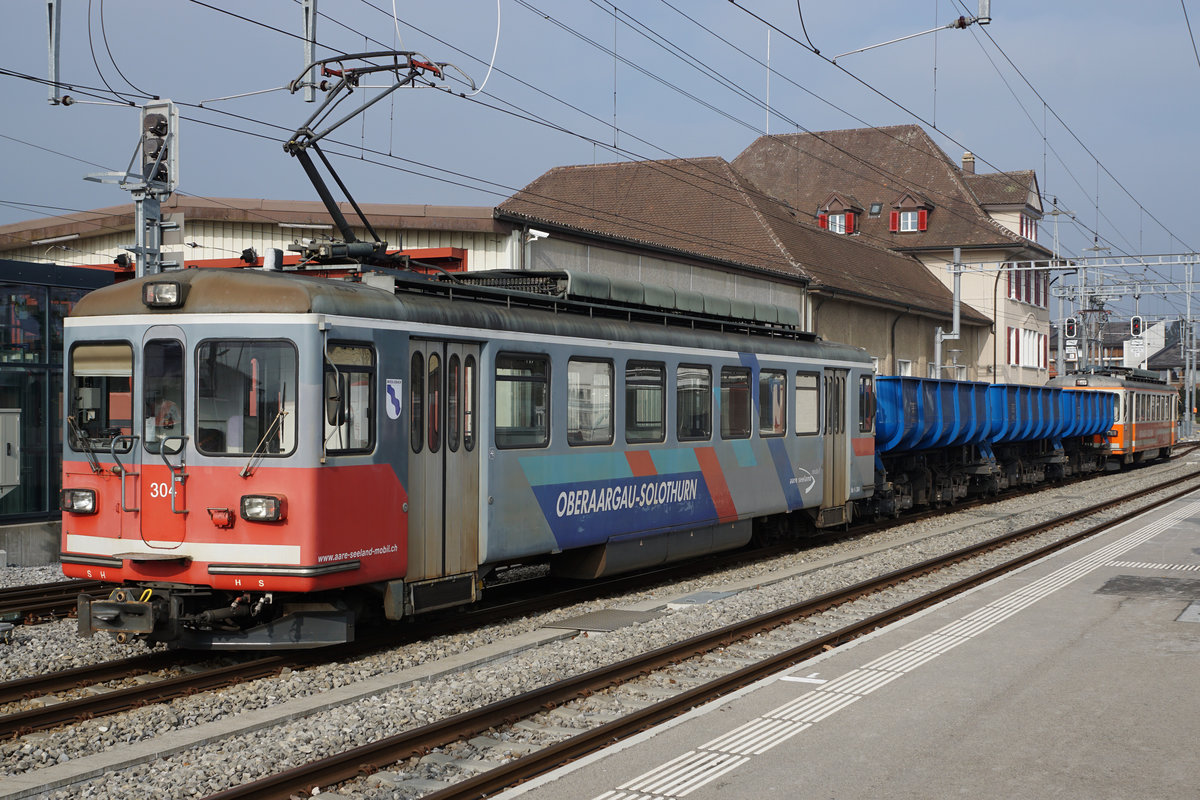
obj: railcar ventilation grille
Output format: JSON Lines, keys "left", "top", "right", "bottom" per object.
{"left": 444, "top": 269, "right": 803, "bottom": 333}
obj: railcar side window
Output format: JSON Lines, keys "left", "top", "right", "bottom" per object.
{"left": 858, "top": 375, "right": 875, "bottom": 433}
{"left": 676, "top": 364, "right": 712, "bottom": 441}
{"left": 68, "top": 342, "right": 133, "bottom": 452}
{"left": 495, "top": 354, "right": 549, "bottom": 448}
{"left": 448, "top": 354, "right": 461, "bottom": 453}
{"left": 463, "top": 355, "right": 477, "bottom": 451}
{"left": 196, "top": 340, "right": 296, "bottom": 456}
{"left": 720, "top": 367, "right": 752, "bottom": 439}
{"left": 322, "top": 344, "right": 374, "bottom": 455}
{"left": 795, "top": 372, "right": 819, "bottom": 435}
{"left": 410, "top": 352, "right": 424, "bottom": 454}
{"left": 427, "top": 353, "right": 442, "bottom": 454}
{"left": 567, "top": 358, "right": 613, "bottom": 446}
{"left": 626, "top": 361, "right": 665, "bottom": 443}
{"left": 758, "top": 369, "right": 786, "bottom": 436}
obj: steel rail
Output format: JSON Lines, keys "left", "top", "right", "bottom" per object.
{"left": 201, "top": 469, "right": 1200, "bottom": 800}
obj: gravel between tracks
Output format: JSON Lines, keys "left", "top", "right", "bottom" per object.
{"left": 2, "top": 457, "right": 1198, "bottom": 799}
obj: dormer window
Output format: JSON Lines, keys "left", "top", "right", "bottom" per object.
{"left": 819, "top": 211, "right": 856, "bottom": 234}
{"left": 817, "top": 193, "right": 862, "bottom": 235}
{"left": 889, "top": 193, "right": 931, "bottom": 233}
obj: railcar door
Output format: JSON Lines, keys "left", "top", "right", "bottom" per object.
{"left": 821, "top": 369, "right": 849, "bottom": 525}
{"left": 139, "top": 330, "right": 188, "bottom": 549}
{"left": 407, "top": 340, "right": 480, "bottom": 582}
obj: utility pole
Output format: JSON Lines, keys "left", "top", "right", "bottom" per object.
{"left": 934, "top": 248, "right": 962, "bottom": 378}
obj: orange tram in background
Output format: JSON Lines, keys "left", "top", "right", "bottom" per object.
{"left": 1049, "top": 367, "right": 1177, "bottom": 468}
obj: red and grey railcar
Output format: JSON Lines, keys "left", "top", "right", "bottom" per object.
{"left": 61, "top": 268, "right": 874, "bottom": 648}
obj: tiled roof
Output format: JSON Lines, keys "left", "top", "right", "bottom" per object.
{"left": 497, "top": 156, "right": 988, "bottom": 322}
{"left": 964, "top": 170, "right": 1037, "bottom": 207}
{"left": 732, "top": 125, "right": 1051, "bottom": 254}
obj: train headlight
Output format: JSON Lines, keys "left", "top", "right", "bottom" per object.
{"left": 240, "top": 494, "right": 286, "bottom": 522}
{"left": 60, "top": 488, "right": 97, "bottom": 515}
{"left": 142, "top": 281, "right": 185, "bottom": 308}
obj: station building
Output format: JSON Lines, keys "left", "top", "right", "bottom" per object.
{"left": 733, "top": 125, "right": 1054, "bottom": 382}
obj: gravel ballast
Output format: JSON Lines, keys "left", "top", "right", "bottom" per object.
{"left": 2, "top": 457, "right": 1197, "bottom": 799}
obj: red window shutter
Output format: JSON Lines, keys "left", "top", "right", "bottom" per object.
{"left": 889, "top": 211, "right": 899, "bottom": 232}
{"left": 818, "top": 213, "right": 828, "bottom": 229}
{"left": 1006, "top": 327, "right": 1012, "bottom": 364}
{"left": 917, "top": 209, "right": 928, "bottom": 231}
{"left": 845, "top": 212, "right": 855, "bottom": 234}
{"left": 1007, "top": 266, "right": 1013, "bottom": 299}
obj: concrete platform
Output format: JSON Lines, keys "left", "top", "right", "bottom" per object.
{"left": 505, "top": 491, "right": 1200, "bottom": 799}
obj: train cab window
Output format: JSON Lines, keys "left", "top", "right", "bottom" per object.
{"left": 495, "top": 353, "right": 549, "bottom": 448}
{"left": 626, "top": 361, "right": 665, "bottom": 443}
{"left": 858, "top": 375, "right": 876, "bottom": 434}
{"left": 145, "top": 339, "right": 185, "bottom": 455}
{"left": 196, "top": 340, "right": 296, "bottom": 457}
{"left": 676, "top": 364, "right": 712, "bottom": 441}
{"left": 758, "top": 370, "right": 787, "bottom": 437}
{"left": 323, "top": 344, "right": 374, "bottom": 454}
{"left": 795, "top": 372, "right": 819, "bottom": 435}
{"left": 568, "top": 358, "right": 613, "bottom": 446}
{"left": 410, "top": 352, "right": 424, "bottom": 454}
{"left": 464, "top": 355, "right": 477, "bottom": 452}
{"left": 68, "top": 342, "right": 133, "bottom": 453}
{"left": 720, "top": 367, "right": 752, "bottom": 439}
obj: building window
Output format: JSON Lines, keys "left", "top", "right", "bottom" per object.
{"left": 897, "top": 359, "right": 913, "bottom": 376}
{"left": 899, "top": 211, "right": 919, "bottom": 232}
{"left": 1006, "top": 328, "right": 1048, "bottom": 369}
{"left": 1020, "top": 213, "right": 1038, "bottom": 241}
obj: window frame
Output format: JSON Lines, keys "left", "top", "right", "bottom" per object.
{"left": 194, "top": 337, "right": 298, "bottom": 458}
{"left": 720, "top": 366, "right": 753, "bottom": 440}
{"left": 676, "top": 363, "right": 713, "bottom": 442}
{"left": 795, "top": 371, "right": 820, "bottom": 436}
{"left": 494, "top": 352, "right": 551, "bottom": 449}
{"left": 566, "top": 357, "right": 614, "bottom": 447}
{"left": 322, "top": 341, "right": 376, "bottom": 456}
{"left": 625, "top": 360, "right": 666, "bottom": 444}
{"left": 758, "top": 368, "right": 787, "bottom": 437}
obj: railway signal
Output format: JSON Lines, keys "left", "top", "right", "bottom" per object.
{"left": 1130, "top": 315, "right": 1144, "bottom": 337}
{"left": 1064, "top": 317, "right": 1078, "bottom": 339}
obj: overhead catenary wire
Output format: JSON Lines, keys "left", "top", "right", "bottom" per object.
{"left": 3, "top": 0, "right": 1180, "bottom": 296}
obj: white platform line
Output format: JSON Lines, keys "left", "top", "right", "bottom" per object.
{"left": 1108, "top": 560, "right": 1200, "bottom": 572}
{"left": 583, "top": 499, "right": 1200, "bottom": 800}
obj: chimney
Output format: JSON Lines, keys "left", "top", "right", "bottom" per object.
{"left": 962, "top": 152, "right": 975, "bottom": 175}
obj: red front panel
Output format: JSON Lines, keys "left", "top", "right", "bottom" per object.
{"left": 62, "top": 461, "right": 408, "bottom": 592}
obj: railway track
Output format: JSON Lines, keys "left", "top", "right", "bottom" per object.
{"left": 4, "top": 453, "right": 1195, "bottom": 743}
{"left": 196, "top": 468, "right": 1200, "bottom": 800}
{"left": 0, "top": 579, "right": 106, "bottom": 626}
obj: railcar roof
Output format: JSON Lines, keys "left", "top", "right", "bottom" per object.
{"left": 70, "top": 268, "right": 870, "bottom": 363}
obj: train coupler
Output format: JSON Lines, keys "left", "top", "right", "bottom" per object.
{"left": 78, "top": 587, "right": 163, "bottom": 639}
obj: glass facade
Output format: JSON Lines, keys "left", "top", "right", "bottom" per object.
{"left": 0, "top": 261, "right": 110, "bottom": 522}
